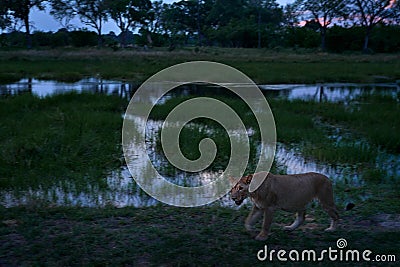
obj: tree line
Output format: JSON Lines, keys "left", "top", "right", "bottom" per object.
{"left": 0, "top": 0, "right": 399, "bottom": 53}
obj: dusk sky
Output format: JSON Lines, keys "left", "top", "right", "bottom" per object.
{"left": 30, "top": 0, "right": 294, "bottom": 34}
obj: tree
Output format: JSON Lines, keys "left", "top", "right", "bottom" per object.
{"left": 146, "top": 0, "right": 164, "bottom": 34}
{"left": 160, "top": 0, "right": 215, "bottom": 46}
{"left": 248, "top": 0, "right": 282, "bottom": 48}
{"left": 104, "top": 0, "right": 152, "bottom": 47}
{"left": 283, "top": 3, "right": 299, "bottom": 27}
{"left": 205, "top": 0, "right": 282, "bottom": 47}
{"left": 50, "top": 0, "right": 108, "bottom": 46}
{"left": 207, "top": 0, "right": 244, "bottom": 28}
{"left": 139, "top": 0, "right": 169, "bottom": 46}
{"left": 144, "top": 0, "right": 165, "bottom": 37}
{"left": 49, "top": 0, "right": 74, "bottom": 29}
{"left": 0, "top": 2, "right": 12, "bottom": 32}
{"left": 161, "top": 0, "right": 197, "bottom": 46}
{"left": 3, "top": 0, "right": 46, "bottom": 48}
{"left": 351, "top": 0, "right": 400, "bottom": 52}
{"left": 176, "top": 0, "right": 207, "bottom": 45}
{"left": 293, "top": 0, "right": 348, "bottom": 51}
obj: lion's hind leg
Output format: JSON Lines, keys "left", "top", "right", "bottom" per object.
{"left": 317, "top": 181, "right": 339, "bottom": 231}
{"left": 284, "top": 210, "right": 305, "bottom": 231}
{"left": 323, "top": 206, "right": 339, "bottom": 232}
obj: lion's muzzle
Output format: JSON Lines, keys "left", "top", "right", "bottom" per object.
{"left": 231, "top": 196, "right": 244, "bottom": 206}
{"left": 234, "top": 200, "right": 243, "bottom": 205}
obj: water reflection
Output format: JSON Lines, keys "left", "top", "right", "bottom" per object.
{"left": 0, "top": 78, "right": 140, "bottom": 100}
{"left": 259, "top": 83, "right": 400, "bottom": 102}
{"left": 0, "top": 140, "right": 370, "bottom": 208}
{"left": 1, "top": 168, "right": 157, "bottom": 208}
{"left": 1, "top": 78, "right": 399, "bottom": 103}
{"left": 274, "top": 144, "right": 360, "bottom": 184}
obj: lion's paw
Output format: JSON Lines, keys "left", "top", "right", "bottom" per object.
{"left": 255, "top": 233, "right": 268, "bottom": 241}
{"left": 283, "top": 226, "right": 295, "bottom": 231}
{"left": 245, "top": 224, "right": 254, "bottom": 231}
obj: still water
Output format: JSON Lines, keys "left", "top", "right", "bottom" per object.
{"left": 1, "top": 78, "right": 399, "bottom": 102}
{"left": 1, "top": 78, "right": 399, "bottom": 207}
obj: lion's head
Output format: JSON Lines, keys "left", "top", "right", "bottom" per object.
{"left": 230, "top": 174, "right": 253, "bottom": 205}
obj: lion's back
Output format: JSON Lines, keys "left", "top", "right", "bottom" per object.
{"left": 262, "top": 172, "right": 331, "bottom": 210}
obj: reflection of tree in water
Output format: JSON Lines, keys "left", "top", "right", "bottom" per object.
{"left": 0, "top": 78, "right": 139, "bottom": 99}
{"left": 81, "top": 78, "right": 139, "bottom": 100}
{"left": 314, "top": 86, "right": 327, "bottom": 102}
{"left": 0, "top": 77, "right": 32, "bottom": 96}
{"left": 1, "top": 80, "right": 399, "bottom": 102}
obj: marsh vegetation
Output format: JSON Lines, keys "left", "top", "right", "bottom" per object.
{"left": 0, "top": 51, "right": 399, "bottom": 265}
{"left": 0, "top": 48, "right": 399, "bottom": 84}
{"left": 1, "top": 81, "right": 399, "bottom": 203}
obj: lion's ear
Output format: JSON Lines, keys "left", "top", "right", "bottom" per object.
{"left": 243, "top": 174, "right": 253, "bottom": 184}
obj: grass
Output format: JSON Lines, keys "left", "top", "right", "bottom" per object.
{"left": 270, "top": 94, "right": 400, "bottom": 154}
{"left": 0, "top": 92, "right": 126, "bottom": 191}
{"left": 270, "top": 94, "right": 400, "bottom": 162}
{"left": 149, "top": 89, "right": 264, "bottom": 176}
{"left": 1, "top": 91, "right": 398, "bottom": 192}
{"left": 1, "top": 183, "right": 399, "bottom": 266}
{"left": 0, "top": 89, "right": 399, "bottom": 265}
{"left": 147, "top": 90, "right": 400, "bottom": 189}
{"left": 152, "top": 123, "right": 269, "bottom": 177}
{"left": 319, "top": 94, "right": 400, "bottom": 153}
{"left": 0, "top": 48, "right": 399, "bottom": 84}
{"left": 272, "top": 100, "right": 380, "bottom": 166}
{"left": 150, "top": 92, "right": 397, "bottom": 174}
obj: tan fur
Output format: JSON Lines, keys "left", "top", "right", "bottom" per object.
{"left": 230, "top": 172, "right": 339, "bottom": 241}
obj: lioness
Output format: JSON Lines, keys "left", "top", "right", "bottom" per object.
{"left": 230, "top": 172, "right": 339, "bottom": 241}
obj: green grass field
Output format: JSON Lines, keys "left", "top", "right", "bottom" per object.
{"left": 0, "top": 93, "right": 126, "bottom": 190}
{"left": 0, "top": 48, "right": 399, "bottom": 84}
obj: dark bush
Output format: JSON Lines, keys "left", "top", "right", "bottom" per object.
{"left": 70, "top": 30, "right": 98, "bottom": 47}
{"left": 284, "top": 27, "right": 319, "bottom": 49}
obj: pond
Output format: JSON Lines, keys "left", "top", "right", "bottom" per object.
{"left": 1, "top": 78, "right": 399, "bottom": 102}
{"left": 1, "top": 78, "right": 399, "bottom": 208}
{"left": 0, "top": 78, "right": 139, "bottom": 100}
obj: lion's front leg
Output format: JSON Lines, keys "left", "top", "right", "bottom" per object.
{"left": 245, "top": 205, "right": 263, "bottom": 231}
{"left": 255, "top": 207, "right": 275, "bottom": 241}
